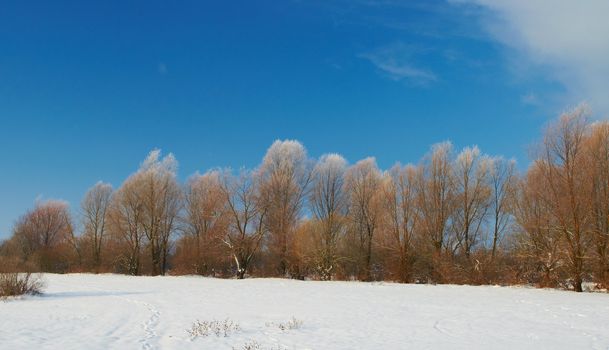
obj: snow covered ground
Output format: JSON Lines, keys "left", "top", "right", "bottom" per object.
{"left": 1, "top": 274, "right": 609, "bottom": 349}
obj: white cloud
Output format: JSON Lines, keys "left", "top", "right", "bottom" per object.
{"left": 453, "top": 0, "right": 609, "bottom": 116}
{"left": 359, "top": 43, "right": 437, "bottom": 85}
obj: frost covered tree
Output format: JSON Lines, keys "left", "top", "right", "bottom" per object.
{"left": 221, "top": 170, "right": 267, "bottom": 279}
{"left": 107, "top": 150, "right": 181, "bottom": 275}
{"left": 81, "top": 181, "right": 113, "bottom": 270}
{"left": 7, "top": 109, "right": 609, "bottom": 288}
{"left": 452, "top": 146, "right": 491, "bottom": 260}
{"left": 309, "top": 154, "right": 348, "bottom": 280}
{"left": 416, "top": 142, "right": 454, "bottom": 282}
{"left": 108, "top": 174, "right": 145, "bottom": 275}
{"left": 258, "top": 140, "right": 312, "bottom": 277}
{"left": 138, "top": 150, "right": 182, "bottom": 276}
{"left": 181, "top": 170, "right": 229, "bottom": 275}
{"left": 346, "top": 157, "right": 382, "bottom": 281}
{"left": 380, "top": 164, "right": 419, "bottom": 283}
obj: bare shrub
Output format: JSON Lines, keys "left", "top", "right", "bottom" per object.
{"left": 187, "top": 318, "right": 241, "bottom": 338}
{"left": 269, "top": 345, "right": 289, "bottom": 350}
{"left": 265, "top": 317, "right": 303, "bottom": 331}
{"left": 0, "top": 272, "right": 44, "bottom": 298}
{"left": 234, "top": 341, "right": 288, "bottom": 350}
{"left": 238, "top": 340, "right": 261, "bottom": 350}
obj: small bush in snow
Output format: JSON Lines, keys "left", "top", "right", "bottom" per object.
{"left": 268, "top": 345, "right": 289, "bottom": 350}
{"left": 237, "top": 340, "right": 261, "bottom": 350}
{"left": 187, "top": 318, "right": 241, "bottom": 338}
{"left": 0, "top": 273, "right": 44, "bottom": 298}
{"left": 234, "top": 340, "right": 288, "bottom": 350}
{"left": 265, "top": 317, "right": 303, "bottom": 331}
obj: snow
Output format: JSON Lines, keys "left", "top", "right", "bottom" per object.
{"left": 1, "top": 274, "right": 609, "bottom": 349}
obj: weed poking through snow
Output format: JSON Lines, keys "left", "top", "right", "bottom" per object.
{"left": 234, "top": 340, "right": 289, "bottom": 350}
{"left": 0, "top": 273, "right": 44, "bottom": 298}
{"left": 265, "top": 317, "right": 303, "bottom": 331}
{"left": 237, "top": 340, "right": 261, "bottom": 350}
{"left": 187, "top": 318, "right": 241, "bottom": 338}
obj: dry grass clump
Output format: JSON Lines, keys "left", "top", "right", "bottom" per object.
{"left": 187, "top": 318, "right": 241, "bottom": 338}
{"left": 265, "top": 317, "right": 303, "bottom": 331}
{"left": 0, "top": 272, "right": 44, "bottom": 298}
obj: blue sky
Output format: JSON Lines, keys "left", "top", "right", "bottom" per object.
{"left": 1, "top": 0, "right": 608, "bottom": 238}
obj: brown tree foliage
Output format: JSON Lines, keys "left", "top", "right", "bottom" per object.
{"left": 107, "top": 172, "right": 146, "bottom": 275}
{"left": 586, "top": 122, "right": 609, "bottom": 287}
{"left": 537, "top": 107, "right": 592, "bottom": 292}
{"left": 512, "top": 164, "right": 563, "bottom": 287}
{"left": 175, "top": 170, "right": 229, "bottom": 276}
{"left": 379, "top": 164, "right": 419, "bottom": 282}
{"left": 9, "top": 200, "right": 73, "bottom": 272}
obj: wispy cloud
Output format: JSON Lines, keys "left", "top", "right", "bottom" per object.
{"left": 359, "top": 43, "right": 437, "bottom": 85}
{"left": 452, "top": 0, "right": 609, "bottom": 116}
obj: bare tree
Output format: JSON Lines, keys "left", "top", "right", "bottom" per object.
{"left": 81, "top": 181, "right": 113, "bottom": 270}
{"left": 513, "top": 165, "right": 562, "bottom": 287}
{"left": 309, "top": 153, "right": 348, "bottom": 280}
{"left": 12, "top": 200, "right": 73, "bottom": 272}
{"left": 9, "top": 115, "right": 609, "bottom": 289}
{"left": 258, "top": 140, "right": 312, "bottom": 276}
{"left": 182, "top": 170, "right": 229, "bottom": 275}
{"left": 488, "top": 157, "right": 516, "bottom": 260}
{"left": 380, "top": 164, "right": 419, "bottom": 282}
{"left": 221, "top": 170, "right": 267, "bottom": 279}
{"left": 346, "top": 157, "right": 382, "bottom": 281}
{"left": 452, "top": 146, "right": 491, "bottom": 260}
{"left": 538, "top": 106, "right": 592, "bottom": 292}
{"left": 108, "top": 175, "right": 145, "bottom": 275}
{"left": 587, "top": 121, "right": 609, "bottom": 286}
{"left": 138, "top": 150, "right": 182, "bottom": 275}
{"left": 416, "top": 142, "right": 454, "bottom": 282}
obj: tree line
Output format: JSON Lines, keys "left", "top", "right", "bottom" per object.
{"left": 1, "top": 105, "right": 607, "bottom": 292}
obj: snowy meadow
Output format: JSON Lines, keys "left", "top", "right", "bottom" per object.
{"left": 1, "top": 274, "right": 609, "bottom": 350}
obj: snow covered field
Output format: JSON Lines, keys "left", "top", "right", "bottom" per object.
{"left": 1, "top": 274, "right": 609, "bottom": 349}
